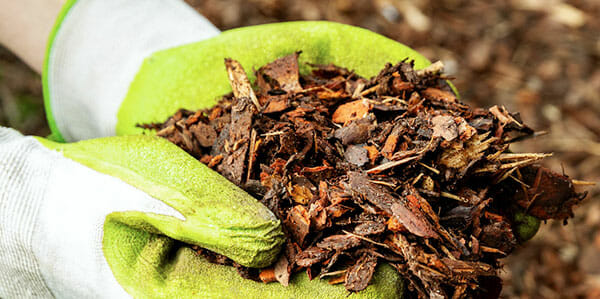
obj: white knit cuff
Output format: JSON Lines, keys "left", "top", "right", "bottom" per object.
{"left": 44, "top": 0, "right": 220, "bottom": 142}
{"left": 0, "top": 128, "right": 55, "bottom": 298}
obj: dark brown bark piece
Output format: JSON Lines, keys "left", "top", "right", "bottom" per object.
{"left": 217, "top": 97, "right": 254, "bottom": 185}
{"left": 347, "top": 171, "right": 397, "bottom": 215}
{"left": 316, "top": 234, "right": 362, "bottom": 251}
{"left": 256, "top": 52, "right": 303, "bottom": 93}
{"left": 262, "top": 95, "right": 289, "bottom": 113}
{"left": 514, "top": 165, "right": 584, "bottom": 220}
{"left": 344, "top": 252, "right": 378, "bottom": 292}
{"left": 285, "top": 205, "right": 311, "bottom": 246}
{"left": 354, "top": 221, "right": 386, "bottom": 236}
{"left": 295, "top": 246, "right": 330, "bottom": 267}
{"left": 190, "top": 122, "right": 217, "bottom": 147}
{"left": 391, "top": 202, "right": 439, "bottom": 239}
{"left": 334, "top": 118, "right": 371, "bottom": 145}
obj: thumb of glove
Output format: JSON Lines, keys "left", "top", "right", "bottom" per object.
{"left": 0, "top": 127, "right": 283, "bottom": 298}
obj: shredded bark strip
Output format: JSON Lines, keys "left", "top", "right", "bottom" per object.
{"left": 146, "top": 53, "right": 588, "bottom": 298}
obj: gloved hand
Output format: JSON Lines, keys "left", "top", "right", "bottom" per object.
{"left": 0, "top": 127, "right": 285, "bottom": 298}
{"left": 1, "top": 127, "right": 404, "bottom": 298}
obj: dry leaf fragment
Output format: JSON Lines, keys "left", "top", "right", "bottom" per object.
{"left": 274, "top": 254, "right": 290, "bottom": 286}
{"left": 431, "top": 115, "right": 458, "bottom": 141}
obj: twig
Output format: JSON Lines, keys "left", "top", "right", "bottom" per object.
{"left": 418, "top": 162, "right": 440, "bottom": 174}
{"left": 367, "top": 155, "right": 420, "bottom": 174}
{"left": 342, "top": 230, "right": 390, "bottom": 248}
{"left": 440, "top": 191, "right": 469, "bottom": 203}
{"left": 571, "top": 179, "right": 596, "bottom": 186}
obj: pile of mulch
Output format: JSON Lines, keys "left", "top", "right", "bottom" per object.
{"left": 147, "top": 53, "right": 587, "bottom": 298}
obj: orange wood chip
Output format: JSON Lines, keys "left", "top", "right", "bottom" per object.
{"left": 387, "top": 216, "right": 407, "bottom": 232}
{"left": 208, "top": 106, "right": 223, "bottom": 121}
{"left": 263, "top": 97, "right": 289, "bottom": 113}
{"left": 317, "top": 89, "right": 346, "bottom": 100}
{"left": 328, "top": 275, "right": 346, "bottom": 285}
{"left": 392, "top": 77, "right": 415, "bottom": 92}
{"left": 259, "top": 268, "right": 277, "bottom": 283}
{"left": 363, "top": 145, "right": 380, "bottom": 164}
{"left": 332, "top": 99, "right": 371, "bottom": 124}
{"left": 381, "top": 133, "right": 399, "bottom": 159}
{"left": 422, "top": 87, "right": 457, "bottom": 103}
{"left": 199, "top": 154, "right": 213, "bottom": 164}
{"left": 207, "top": 154, "right": 223, "bottom": 168}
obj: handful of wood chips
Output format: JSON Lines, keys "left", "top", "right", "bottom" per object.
{"left": 146, "top": 53, "right": 588, "bottom": 298}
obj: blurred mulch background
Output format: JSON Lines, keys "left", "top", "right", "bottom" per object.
{"left": 1, "top": 0, "right": 599, "bottom": 297}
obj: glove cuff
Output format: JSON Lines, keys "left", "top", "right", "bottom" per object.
{"left": 0, "top": 128, "right": 54, "bottom": 298}
{"left": 43, "top": 0, "right": 220, "bottom": 142}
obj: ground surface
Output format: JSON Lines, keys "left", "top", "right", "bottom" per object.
{"left": 1, "top": 0, "right": 598, "bottom": 297}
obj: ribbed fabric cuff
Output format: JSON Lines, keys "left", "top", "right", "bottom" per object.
{"left": 0, "top": 128, "right": 54, "bottom": 298}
